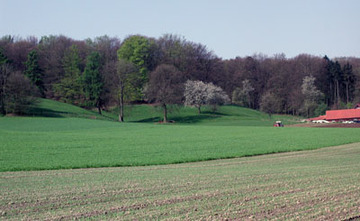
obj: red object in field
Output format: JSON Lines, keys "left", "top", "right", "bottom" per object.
{"left": 308, "top": 115, "right": 326, "bottom": 121}
{"left": 326, "top": 109, "right": 360, "bottom": 121}
{"left": 273, "top": 121, "right": 284, "bottom": 127}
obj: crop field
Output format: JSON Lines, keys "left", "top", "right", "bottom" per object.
{"left": 1, "top": 117, "right": 360, "bottom": 171}
{"left": 1, "top": 100, "right": 360, "bottom": 220}
{"left": 1, "top": 142, "right": 360, "bottom": 220}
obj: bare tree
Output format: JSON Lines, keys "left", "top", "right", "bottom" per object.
{"left": 232, "top": 79, "right": 254, "bottom": 108}
{"left": 114, "top": 59, "right": 139, "bottom": 122}
{"left": 147, "top": 64, "right": 184, "bottom": 123}
{"left": 0, "top": 63, "right": 37, "bottom": 115}
{"left": 0, "top": 64, "right": 11, "bottom": 115}
{"left": 260, "top": 92, "right": 281, "bottom": 118}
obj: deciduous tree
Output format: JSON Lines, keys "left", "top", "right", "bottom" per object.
{"left": 147, "top": 64, "right": 184, "bottom": 122}
{"left": 301, "top": 75, "right": 324, "bottom": 117}
{"left": 205, "top": 83, "right": 230, "bottom": 112}
{"left": 232, "top": 79, "right": 254, "bottom": 108}
{"left": 53, "top": 45, "right": 84, "bottom": 104}
{"left": 83, "top": 51, "right": 103, "bottom": 114}
{"left": 117, "top": 35, "right": 156, "bottom": 101}
{"left": 4, "top": 71, "right": 37, "bottom": 114}
{"left": 184, "top": 80, "right": 229, "bottom": 113}
{"left": 184, "top": 80, "right": 208, "bottom": 114}
{"left": 115, "top": 59, "right": 139, "bottom": 122}
{"left": 24, "top": 49, "right": 45, "bottom": 96}
{"left": 260, "top": 92, "right": 281, "bottom": 118}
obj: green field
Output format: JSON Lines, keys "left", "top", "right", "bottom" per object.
{"left": 1, "top": 143, "right": 359, "bottom": 220}
{"left": 1, "top": 116, "right": 360, "bottom": 172}
{"left": 1, "top": 99, "right": 360, "bottom": 220}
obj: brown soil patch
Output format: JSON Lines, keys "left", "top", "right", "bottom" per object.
{"left": 288, "top": 123, "right": 360, "bottom": 128}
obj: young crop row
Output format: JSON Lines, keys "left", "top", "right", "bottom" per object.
{"left": 1, "top": 143, "right": 359, "bottom": 220}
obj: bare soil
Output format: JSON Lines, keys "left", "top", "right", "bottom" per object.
{"left": 288, "top": 123, "right": 360, "bottom": 128}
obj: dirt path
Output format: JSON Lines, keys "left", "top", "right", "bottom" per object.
{"left": 1, "top": 143, "right": 360, "bottom": 220}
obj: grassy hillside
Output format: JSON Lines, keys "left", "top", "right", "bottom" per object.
{"left": 1, "top": 117, "right": 360, "bottom": 171}
{"left": 1, "top": 143, "right": 359, "bottom": 220}
{"left": 26, "top": 99, "right": 111, "bottom": 120}
{"left": 25, "top": 99, "right": 301, "bottom": 126}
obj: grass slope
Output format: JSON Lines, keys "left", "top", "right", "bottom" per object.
{"left": 26, "top": 99, "right": 113, "bottom": 121}
{"left": 1, "top": 117, "right": 360, "bottom": 171}
{"left": 26, "top": 99, "right": 301, "bottom": 126}
{"left": 1, "top": 143, "right": 359, "bottom": 220}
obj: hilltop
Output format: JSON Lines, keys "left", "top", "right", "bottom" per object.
{"left": 23, "top": 98, "right": 300, "bottom": 126}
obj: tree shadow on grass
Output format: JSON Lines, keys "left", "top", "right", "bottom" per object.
{"left": 24, "top": 107, "right": 116, "bottom": 121}
{"left": 134, "top": 114, "right": 222, "bottom": 124}
{"left": 201, "top": 111, "right": 229, "bottom": 116}
{"left": 25, "top": 107, "right": 65, "bottom": 118}
{"left": 135, "top": 117, "right": 162, "bottom": 123}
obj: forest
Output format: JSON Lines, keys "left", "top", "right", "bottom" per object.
{"left": 0, "top": 34, "right": 359, "bottom": 120}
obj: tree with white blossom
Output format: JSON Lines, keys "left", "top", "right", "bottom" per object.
{"left": 184, "top": 80, "right": 229, "bottom": 113}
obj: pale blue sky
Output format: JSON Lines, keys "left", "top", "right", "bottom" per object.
{"left": 1, "top": 0, "right": 359, "bottom": 59}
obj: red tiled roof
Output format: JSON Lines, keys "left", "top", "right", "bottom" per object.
{"left": 308, "top": 115, "right": 326, "bottom": 121}
{"left": 325, "top": 109, "right": 360, "bottom": 120}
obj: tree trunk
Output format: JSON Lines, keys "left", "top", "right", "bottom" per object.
{"left": 163, "top": 103, "right": 167, "bottom": 123}
{"left": 329, "top": 82, "right": 333, "bottom": 106}
{"left": 197, "top": 106, "right": 201, "bottom": 114}
{"left": 0, "top": 98, "right": 5, "bottom": 115}
{"left": 119, "top": 87, "right": 124, "bottom": 122}
{"left": 97, "top": 99, "right": 102, "bottom": 115}
{"left": 336, "top": 80, "right": 340, "bottom": 107}
{"left": 345, "top": 82, "right": 349, "bottom": 105}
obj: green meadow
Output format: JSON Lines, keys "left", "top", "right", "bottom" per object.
{"left": 1, "top": 102, "right": 360, "bottom": 171}
{"left": 1, "top": 99, "right": 360, "bottom": 220}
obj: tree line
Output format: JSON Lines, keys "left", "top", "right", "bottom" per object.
{"left": 0, "top": 34, "right": 359, "bottom": 121}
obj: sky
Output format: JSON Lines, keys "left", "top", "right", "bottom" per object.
{"left": 0, "top": 0, "right": 359, "bottom": 59}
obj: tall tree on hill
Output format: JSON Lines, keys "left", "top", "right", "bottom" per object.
{"left": 301, "top": 75, "right": 324, "bottom": 117}
{"left": 0, "top": 50, "right": 10, "bottom": 115}
{"left": 117, "top": 35, "right": 156, "bottom": 101}
{"left": 86, "top": 36, "right": 121, "bottom": 107}
{"left": 38, "top": 35, "right": 74, "bottom": 97}
{"left": 232, "top": 79, "right": 255, "bottom": 108}
{"left": 83, "top": 51, "right": 104, "bottom": 114}
{"left": 1, "top": 50, "right": 37, "bottom": 115}
{"left": 115, "top": 59, "right": 139, "bottom": 122}
{"left": 324, "top": 56, "right": 343, "bottom": 108}
{"left": 342, "top": 62, "right": 355, "bottom": 105}
{"left": 24, "top": 50, "right": 45, "bottom": 97}
{"left": 147, "top": 64, "right": 184, "bottom": 123}
{"left": 260, "top": 91, "right": 281, "bottom": 118}
{"left": 53, "top": 45, "right": 83, "bottom": 104}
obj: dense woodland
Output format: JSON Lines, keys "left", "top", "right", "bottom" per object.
{"left": 0, "top": 34, "right": 359, "bottom": 120}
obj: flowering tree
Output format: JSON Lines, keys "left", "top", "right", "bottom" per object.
{"left": 184, "top": 80, "right": 229, "bottom": 113}
{"left": 301, "top": 75, "right": 324, "bottom": 117}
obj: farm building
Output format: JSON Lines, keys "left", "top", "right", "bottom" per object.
{"left": 309, "top": 108, "right": 360, "bottom": 122}
{"left": 325, "top": 109, "right": 360, "bottom": 121}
